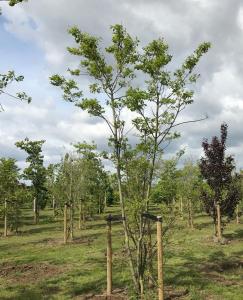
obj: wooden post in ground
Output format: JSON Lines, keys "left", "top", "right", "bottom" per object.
{"left": 107, "top": 215, "right": 112, "bottom": 297}
{"left": 141, "top": 212, "right": 164, "bottom": 299}
{"left": 157, "top": 216, "right": 164, "bottom": 300}
{"left": 4, "top": 200, "right": 7, "bottom": 237}
{"left": 64, "top": 203, "right": 68, "bottom": 244}
{"left": 216, "top": 203, "right": 222, "bottom": 240}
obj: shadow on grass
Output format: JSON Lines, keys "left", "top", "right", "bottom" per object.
{"left": 1, "top": 285, "right": 60, "bottom": 300}
{"left": 195, "top": 220, "right": 213, "bottom": 230}
{"left": 224, "top": 229, "right": 243, "bottom": 240}
{"left": 0, "top": 256, "right": 108, "bottom": 299}
{"left": 24, "top": 225, "right": 59, "bottom": 235}
{"left": 61, "top": 258, "right": 107, "bottom": 297}
{"left": 165, "top": 248, "right": 243, "bottom": 294}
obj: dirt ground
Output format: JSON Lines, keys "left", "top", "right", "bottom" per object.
{"left": 0, "top": 262, "right": 62, "bottom": 284}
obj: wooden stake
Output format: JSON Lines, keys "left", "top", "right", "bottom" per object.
{"left": 4, "top": 200, "right": 7, "bottom": 237}
{"left": 157, "top": 216, "right": 164, "bottom": 300}
{"left": 107, "top": 216, "right": 112, "bottom": 296}
{"left": 64, "top": 203, "right": 68, "bottom": 244}
{"left": 216, "top": 203, "right": 222, "bottom": 240}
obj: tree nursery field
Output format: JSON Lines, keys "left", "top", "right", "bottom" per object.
{"left": 0, "top": 208, "right": 242, "bottom": 300}
{"left": 1, "top": 1, "right": 243, "bottom": 300}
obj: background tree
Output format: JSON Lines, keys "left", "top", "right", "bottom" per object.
{"left": 199, "top": 123, "right": 241, "bottom": 241}
{"left": 46, "top": 163, "right": 59, "bottom": 217}
{"left": 177, "top": 160, "right": 202, "bottom": 228}
{"left": 51, "top": 142, "right": 110, "bottom": 241}
{"left": 237, "top": 170, "right": 243, "bottom": 224}
{"left": 74, "top": 142, "right": 111, "bottom": 216}
{"left": 15, "top": 138, "right": 48, "bottom": 224}
{"left": 0, "top": 158, "right": 25, "bottom": 235}
{"left": 151, "top": 157, "right": 179, "bottom": 207}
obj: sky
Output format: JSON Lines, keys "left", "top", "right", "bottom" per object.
{"left": 1, "top": 0, "right": 243, "bottom": 170}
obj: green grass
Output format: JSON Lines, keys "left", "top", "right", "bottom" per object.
{"left": 0, "top": 208, "right": 242, "bottom": 299}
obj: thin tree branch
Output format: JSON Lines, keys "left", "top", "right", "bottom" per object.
{"left": 0, "top": 89, "right": 25, "bottom": 101}
{"left": 170, "top": 115, "right": 208, "bottom": 129}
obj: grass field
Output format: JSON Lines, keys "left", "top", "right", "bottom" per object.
{"left": 0, "top": 207, "right": 242, "bottom": 299}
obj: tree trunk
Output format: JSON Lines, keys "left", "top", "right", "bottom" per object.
{"left": 98, "top": 196, "right": 101, "bottom": 214}
{"left": 172, "top": 197, "right": 176, "bottom": 214}
{"left": 104, "top": 190, "right": 107, "bottom": 210}
{"left": 180, "top": 196, "right": 184, "bottom": 219}
{"left": 52, "top": 196, "right": 56, "bottom": 217}
{"left": 145, "top": 140, "right": 158, "bottom": 288}
{"left": 70, "top": 203, "right": 74, "bottom": 241}
{"left": 188, "top": 199, "right": 194, "bottom": 229}
{"left": 4, "top": 200, "right": 7, "bottom": 237}
{"left": 107, "top": 218, "right": 112, "bottom": 296}
{"left": 157, "top": 218, "right": 164, "bottom": 300}
{"left": 64, "top": 203, "right": 68, "bottom": 244}
{"left": 216, "top": 203, "right": 222, "bottom": 240}
{"left": 137, "top": 216, "right": 146, "bottom": 299}
{"left": 214, "top": 221, "right": 217, "bottom": 236}
{"left": 110, "top": 94, "right": 139, "bottom": 293}
{"left": 81, "top": 202, "right": 86, "bottom": 229}
{"left": 33, "top": 198, "right": 38, "bottom": 224}
{"left": 116, "top": 154, "right": 139, "bottom": 293}
{"left": 236, "top": 204, "right": 239, "bottom": 224}
{"left": 78, "top": 201, "right": 82, "bottom": 230}
{"left": 147, "top": 221, "right": 153, "bottom": 289}
{"left": 110, "top": 95, "right": 138, "bottom": 293}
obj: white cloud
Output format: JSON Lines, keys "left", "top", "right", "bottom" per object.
{"left": 1, "top": 0, "right": 243, "bottom": 169}
{"left": 237, "top": 6, "right": 243, "bottom": 31}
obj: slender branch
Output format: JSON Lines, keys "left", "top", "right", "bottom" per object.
{"left": 137, "top": 108, "right": 155, "bottom": 138}
{"left": 171, "top": 115, "right": 208, "bottom": 129}
{"left": 100, "top": 114, "right": 115, "bottom": 136}
{"left": 161, "top": 139, "right": 172, "bottom": 151}
{"left": 124, "top": 125, "right": 135, "bottom": 137}
{"left": 0, "top": 103, "right": 5, "bottom": 111}
{"left": 0, "top": 89, "right": 25, "bottom": 101}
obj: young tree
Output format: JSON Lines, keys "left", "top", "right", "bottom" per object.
{"left": 237, "top": 170, "right": 243, "bottom": 224}
{"left": 125, "top": 40, "right": 210, "bottom": 210}
{"left": 199, "top": 123, "right": 241, "bottom": 240}
{"left": 151, "top": 157, "right": 179, "bottom": 207}
{"left": 0, "top": 158, "right": 25, "bottom": 235}
{"left": 74, "top": 142, "right": 110, "bottom": 216}
{"left": 177, "top": 160, "right": 202, "bottom": 228}
{"left": 15, "top": 138, "right": 48, "bottom": 224}
{"left": 50, "top": 24, "right": 210, "bottom": 296}
{"left": 46, "top": 163, "right": 59, "bottom": 217}
{"left": 52, "top": 144, "right": 109, "bottom": 242}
